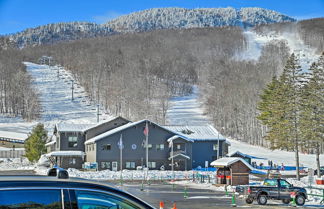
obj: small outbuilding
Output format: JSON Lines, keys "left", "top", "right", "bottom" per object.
{"left": 211, "top": 157, "right": 253, "bottom": 186}
{"left": 228, "top": 151, "right": 267, "bottom": 165}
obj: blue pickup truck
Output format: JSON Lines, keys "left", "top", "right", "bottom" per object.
{"left": 236, "top": 178, "right": 307, "bottom": 206}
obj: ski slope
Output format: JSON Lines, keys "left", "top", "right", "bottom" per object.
{"left": 166, "top": 85, "right": 210, "bottom": 125}
{"left": 237, "top": 30, "right": 319, "bottom": 71}
{"left": 0, "top": 63, "right": 113, "bottom": 134}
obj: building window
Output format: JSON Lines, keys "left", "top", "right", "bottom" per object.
{"left": 102, "top": 144, "right": 111, "bottom": 150}
{"left": 144, "top": 143, "right": 153, "bottom": 149}
{"left": 69, "top": 158, "right": 76, "bottom": 165}
{"left": 101, "top": 162, "right": 110, "bottom": 169}
{"left": 148, "top": 162, "right": 156, "bottom": 168}
{"left": 68, "top": 136, "right": 78, "bottom": 148}
{"left": 176, "top": 144, "right": 181, "bottom": 150}
{"left": 126, "top": 162, "right": 136, "bottom": 169}
{"left": 156, "top": 144, "right": 164, "bottom": 150}
{"left": 213, "top": 143, "right": 219, "bottom": 151}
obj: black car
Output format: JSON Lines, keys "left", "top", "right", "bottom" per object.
{"left": 0, "top": 168, "right": 154, "bottom": 209}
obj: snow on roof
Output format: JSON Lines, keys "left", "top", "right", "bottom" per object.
{"left": 167, "top": 135, "right": 193, "bottom": 143}
{"left": 228, "top": 151, "right": 267, "bottom": 160}
{"left": 211, "top": 157, "right": 254, "bottom": 170}
{"left": 0, "top": 131, "right": 28, "bottom": 141}
{"left": 55, "top": 123, "right": 95, "bottom": 133}
{"left": 45, "top": 151, "right": 85, "bottom": 157}
{"left": 163, "top": 125, "right": 226, "bottom": 141}
{"left": 55, "top": 117, "right": 130, "bottom": 133}
{"left": 45, "top": 140, "right": 56, "bottom": 146}
{"left": 85, "top": 119, "right": 182, "bottom": 145}
{"left": 82, "top": 116, "right": 130, "bottom": 132}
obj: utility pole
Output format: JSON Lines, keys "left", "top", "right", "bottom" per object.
{"left": 171, "top": 140, "right": 174, "bottom": 180}
{"left": 71, "top": 80, "right": 74, "bottom": 101}
{"left": 97, "top": 104, "right": 100, "bottom": 123}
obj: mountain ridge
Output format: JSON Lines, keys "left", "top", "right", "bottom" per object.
{"left": 5, "top": 7, "right": 295, "bottom": 48}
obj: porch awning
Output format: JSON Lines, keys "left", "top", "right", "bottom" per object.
{"left": 45, "top": 151, "right": 85, "bottom": 157}
{"left": 168, "top": 153, "right": 190, "bottom": 160}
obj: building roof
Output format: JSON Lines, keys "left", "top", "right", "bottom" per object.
{"left": 168, "top": 153, "right": 190, "bottom": 160}
{"left": 210, "top": 157, "right": 254, "bottom": 170}
{"left": 0, "top": 131, "right": 28, "bottom": 142}
{"left": 167, "top": 135, "right": 193, "bottom": 143}
{"left": 85, "top": 119, "right": 186, "bottom": 145}
{"left": 55, "top": 123, "right": 95, "bottom": 133}
{"left": 228, "top": 151, "right": 267, "bottom": 160}
{"left": 55, "top": 116, "right": 130, "bottom": 133}
{"left": 45, "top": 151, "right": 85, "bottom": 157}
{"left": 163, "top": 125, "right": 226, "bottom": 141}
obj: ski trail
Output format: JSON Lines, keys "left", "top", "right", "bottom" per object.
{"left": 0, "top": 62, "right": 113, "bottom": 133}
{"left": 237, "top": 30, "right": 320, "bottom": 71}
{"left": 166, "top": 85, "right": 210, "bottom": 125}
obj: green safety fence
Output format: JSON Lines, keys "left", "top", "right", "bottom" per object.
{"left": 307, "top": 186, "right": 324, "bottom": 204}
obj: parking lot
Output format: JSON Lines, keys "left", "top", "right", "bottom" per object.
{"left": 113, "top": 181, "right": 322, "bottom": 209}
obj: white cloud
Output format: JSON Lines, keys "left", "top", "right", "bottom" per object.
{"left": 93, "top": 11, "right": 123, "bottom": 23}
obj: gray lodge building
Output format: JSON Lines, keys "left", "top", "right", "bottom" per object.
{"left": 45, "top": 117, "right": 229, "bottom": 171}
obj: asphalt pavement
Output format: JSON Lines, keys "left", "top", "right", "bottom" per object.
{"left": 114, "top": 182, "right": 322, "bottom": 209}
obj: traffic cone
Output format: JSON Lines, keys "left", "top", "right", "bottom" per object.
{"left": 159, "top": 201, "right": 164, "bottom": 209}
{"left": 171, "top": 202, "right": 177, "bottom": 209}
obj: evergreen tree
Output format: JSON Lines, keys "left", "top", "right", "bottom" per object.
{"left": 257, "top": 53, "right": 303, "bottom": 180}
{"left": 24, "top": 123, "right": 47, "bottom": 162}
{"left": 300, "top": 53, "right": 324, "bottom": 177}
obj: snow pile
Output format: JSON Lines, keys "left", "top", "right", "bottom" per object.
{"left": 0, "top": 158, "right": 35, "bottom": 170}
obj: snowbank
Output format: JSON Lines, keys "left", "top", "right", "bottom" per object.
{"left": 0, "top": 158, "right": 35, "bottom": 170}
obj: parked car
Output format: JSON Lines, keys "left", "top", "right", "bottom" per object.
{"left": 236, "top": 178, "right": 307, "bottom": 206}
{"left": 0, "top": 167, "right": 154, "bottom": 209}
{"left": 314, "top": 166, "right": 324, "bottom": 176}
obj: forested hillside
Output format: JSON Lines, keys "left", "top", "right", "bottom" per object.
{"left": 22, "top": 27, "right": 245, "bottom": 123}
{"left": 0, "top": 38, "right": 39, "bottom": 120}
{"left": 4, "top": 7, "right": 295, "bottom": 48}
{"left": 106, "top": 7, "right": 295, "bottom": 32}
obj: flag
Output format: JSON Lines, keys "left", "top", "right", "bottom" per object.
{"left": 168, "top": 139, "right": 173, "bottom": 148}
{"left": 118, "top": 134, "right": 123, "bottom": 150}
{"left": 143, "top": 122, "right": 149, "bottom": 136}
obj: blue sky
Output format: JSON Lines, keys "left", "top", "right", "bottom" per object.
{"left": 0, "top": 0, "right": 323, "bottom": 35}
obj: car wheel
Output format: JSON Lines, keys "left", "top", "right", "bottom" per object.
{"left": 282, "top": 198, "right": 290, "bottom": 204}
{"left": 257, "top": 195, "right": 267, "bottom": 205}
{"left": 245, "top": 198, "right": 253, "bottom": 204}
{"left": 295, "top": 195, "right": 305, "bottom": 206}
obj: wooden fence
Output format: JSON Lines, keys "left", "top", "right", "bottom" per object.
{"left": 0, "top": 149, "right": 25, "bottom": 158}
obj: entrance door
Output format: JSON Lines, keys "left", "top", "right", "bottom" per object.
{"left": 112, "top": 161, "right": 118, "bottom": 171}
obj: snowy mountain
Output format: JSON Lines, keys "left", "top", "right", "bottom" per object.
{"left": 105, "top": 7, "right": 295, "bottom": 33}
{"left": 8, "top": 22, "right": 114, "bottom": 48}
{"left": 6, "top": 7, "right": 295, "bottom": 48}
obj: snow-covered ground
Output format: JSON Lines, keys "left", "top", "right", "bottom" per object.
{"left": 0, "top": 63, "right": 113, "bottom": 134}
{"left": 166, "top": 85, "right": 210, "bottom": 125}
{"left": 228, "top": 138, "right": 324, "bottom": 169}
